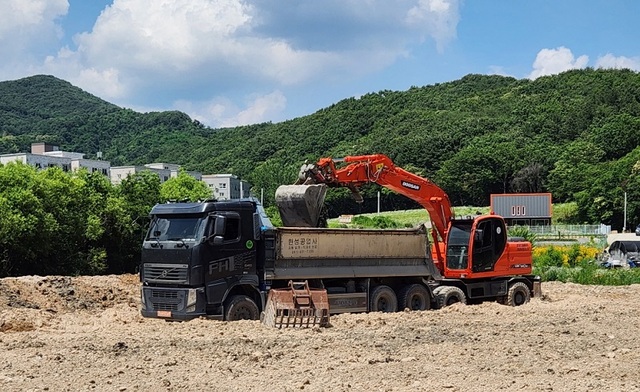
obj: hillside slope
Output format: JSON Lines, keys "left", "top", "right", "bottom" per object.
{"left": 1, "top": 70, "right": 639, "bottom": 225}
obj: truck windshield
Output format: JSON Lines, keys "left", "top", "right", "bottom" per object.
{"left": 147, "top": 216, "right": 204, "bottom": 240}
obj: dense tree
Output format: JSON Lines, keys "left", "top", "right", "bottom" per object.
{"left": 247, "top": 159, "right": 301, "bottom": 208}
{"left": 0, "top": 163, "right": 169, "bottom": 276}
{"left": 546, "top": 140, "right": 606, "bottom": 202}
{"left": 0, "top": 163, "right": 119, "bottom": 275}
{"left": 2, "top": 68, "right": 640, "bottom": 235}
{"left": 160, "top": 170, "right": 211, "bottom": 202}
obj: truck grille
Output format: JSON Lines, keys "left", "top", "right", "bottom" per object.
{"left": 151, "top": 290, "right": 179, "bottom": 299}
{"left": 146, "top": 288, "right": 183, "bottom": 311}
{"left": 153, "top": 302, "right": 179, "bottom": 311}
{"left": 143, "top": 263, "right": 189, "bottom": 284}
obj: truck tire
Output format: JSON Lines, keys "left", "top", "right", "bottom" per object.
{"left": 436, "top": 286, "right": 466, "bottom": 308}
{"left": 397, "top": 284, "right": 431, "bottom": 311}
{"left": 505, "top": 282, "right": 530, "bottom": 306}
{"left": 225, "top": 295, "right": 260, "bottom": 321}
{"left": 369, "top": 285, "right": 398, "bottom": 313}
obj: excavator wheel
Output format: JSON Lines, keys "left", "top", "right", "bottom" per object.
{"left": 505, "top": 282, "right": 531, "bottom": 306}
{"left": 397, "top": 284, "right": 431, "bottom": 311}
{"left": 435, "top": 286, "right": 466, "bottom": 308}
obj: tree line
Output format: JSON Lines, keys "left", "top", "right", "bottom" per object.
{"left": 1, "top": 69, "right": 640, "bottom": 230}
{"left": 0, "top": 162, "right": 210, "bottom": 277}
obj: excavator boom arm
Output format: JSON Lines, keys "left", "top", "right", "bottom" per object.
{"left": 301, "top": 154, "right": 453, "bottom": 240}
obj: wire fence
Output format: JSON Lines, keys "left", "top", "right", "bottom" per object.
{"left": 523, "top": 224, "right": 611, "bottom": 236}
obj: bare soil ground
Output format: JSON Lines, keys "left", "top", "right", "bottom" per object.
{"left": 1, "top": 275, "right": 640, "bottom": 392}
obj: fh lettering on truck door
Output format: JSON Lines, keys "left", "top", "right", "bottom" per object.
{"left": 208, "top": 252, "right": 254, "bottom": 277}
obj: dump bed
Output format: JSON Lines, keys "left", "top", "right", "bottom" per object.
{"left": 264, "top": 226, "right": 440, "bottom": 280}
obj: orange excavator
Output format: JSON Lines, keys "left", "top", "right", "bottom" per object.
{"left": 275, "top": 154, "right": 541, "bottom": 308}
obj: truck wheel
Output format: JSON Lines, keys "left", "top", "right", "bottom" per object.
{"left": 398, "top": 284, "right": 431, "bottom": 311}
{"left": 225, "top": 295, "right": 260, "bottom": 321}
{"left": 436, "top": 286, "right": 466, "bottom": 308}
{"left": 506, "top": 282, "right": 530, "bottom": 306}
{"left": 369, "top": 285, "right": 398, "bottom": 313}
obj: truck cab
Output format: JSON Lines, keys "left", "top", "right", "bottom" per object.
{"left": 140, "top": 199, "right": 269, "bottom": 320}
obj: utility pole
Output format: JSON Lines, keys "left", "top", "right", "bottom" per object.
{"left": 623, "top": 191, "right": 627, "bottom": 232}
{"left": 377, "top": 191, "right": 380, "bottom": 214}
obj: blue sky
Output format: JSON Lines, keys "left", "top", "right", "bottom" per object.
{"left": 1, "top": 0, "right": 638, "bottom": 128}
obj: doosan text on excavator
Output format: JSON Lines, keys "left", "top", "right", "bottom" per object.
{"left": 139, "top": 154, "right": 541, "bottom": 326}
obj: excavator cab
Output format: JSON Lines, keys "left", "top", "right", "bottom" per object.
{"left": 444, "top": 216, "right": 510, "bottom": 278}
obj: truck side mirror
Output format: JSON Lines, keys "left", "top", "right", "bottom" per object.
{"left": 208, "top": 216, "right": 227, "bottom": 246}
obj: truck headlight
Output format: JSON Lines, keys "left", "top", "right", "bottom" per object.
{"left": 186, "top": 288, "right": 197, "bottom": 312}
{"left": 140, "top": 287, "right": 146, "bottom": 309}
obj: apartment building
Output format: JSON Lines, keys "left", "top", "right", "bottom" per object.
{"left": 110, "top": 163, "right": 202, "bottom": 185}
{"left": 1, "top": 144, "right": 251, "bottom": 193}
{"left": 0, "top": 142, "right": 110, "bottom": 175}
{"left": 202, "top": 174, "right": 251, "bottom": 200}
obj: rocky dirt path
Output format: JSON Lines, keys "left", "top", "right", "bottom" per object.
{"left": 1, "top": 275, "right": 640, "bottom": 391}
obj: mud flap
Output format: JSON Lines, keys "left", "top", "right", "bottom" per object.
{"left": 261, "top": 280, "right": 330, "bottom": 328}
{"left": 275, "top": 184, "right": 327, "bottom": 227}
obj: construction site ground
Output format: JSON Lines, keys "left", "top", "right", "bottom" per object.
{"left": 1, "top": 274, "right": 639, "bottom": 392}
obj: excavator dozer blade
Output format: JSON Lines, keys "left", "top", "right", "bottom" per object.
{"left": 261, "top": 281, "right": 330, "bottom": 328}
{"left": 275, "top": 184, "right": 327, "bottom": 227}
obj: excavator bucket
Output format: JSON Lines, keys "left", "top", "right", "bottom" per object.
{"left": 261, "top": 280, "right": 330, "bottom": 328}
{"left": 275, "top": 184, "right": 327, "bottom": 227}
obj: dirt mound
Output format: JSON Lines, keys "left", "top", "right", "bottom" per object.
{"left": 0, "top": 274, "right": 140, "bottom": 333}
{"left": 0, "top": 274, "right": 139, "bottom": 312}
{"left": 1, "top": 276, "right": 640, "bottom": 391}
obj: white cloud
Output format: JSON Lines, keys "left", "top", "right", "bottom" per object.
{"left": 595, "top": 54, "right": 640, "bottom": 71}
{"left": 1, "top": 0, "right": 462, "bottom": 125}
{"left": 39, "top": 0, "right": 360, "bottom": 103}
{"left": 0, "top": 0, "right": 68, "bottom": 76}
{"left": 405, "top": 0, "right": 459, "bottom": 52}
{"left": 174, "top": 90, "right": 287, "bottom": 128}
{"left": 221, "top": 91, "right": 287, "bottom": 127}
{"left": 75, "top": 0, "right": 254, "bottom": 72}
{"left": 528, "top": 47, "right": 589, "bottom": 79}
{"left": 0, "top": 0, "right": 67, "bottom": 39}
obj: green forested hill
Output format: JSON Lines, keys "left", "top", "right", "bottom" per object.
{"left": 1, "top": 70, "right": 639, "bottom": 228}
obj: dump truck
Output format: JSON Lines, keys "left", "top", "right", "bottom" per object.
{"left": 274, "top": 154, "right": 542, "bottom": 310}
{"left": 139, "top": 198, "right": 442, "bottom": 325}
{"left": 140, "top": 154, "right": 541, "bottom": 326}
{"left": 140, "top": 197, "right": 540, "bottom": 325}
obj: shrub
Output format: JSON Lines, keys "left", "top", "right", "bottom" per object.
{"left": 533, "top": 246, "right": 565, "bottom": 268}
{"left": 533, "top": 244, "right": 640, "bottom": 285}
{"left": 351, "top": 215, "right": 374, "bottom": 228}
{"left": 371, "top": 216, "right": 400, "bottom": 229}
{"left": 508, "top": 225, "right": 538, "bottom": 246}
